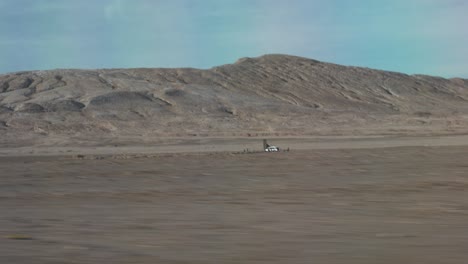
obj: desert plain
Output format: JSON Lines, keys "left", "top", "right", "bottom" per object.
{"left": 1, "top": 55, "right": 468, "bottom": 263}
{"left": 1, "top": 136, "right": 468, "bottom": 264}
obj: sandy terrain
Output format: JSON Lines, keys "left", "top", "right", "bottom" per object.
{"left": 2, "top": 54, "right": 468, "bottom": 263}
{"left": 1, "top": 138, "right": 468, "bottom": 264}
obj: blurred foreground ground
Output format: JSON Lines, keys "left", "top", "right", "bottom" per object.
{"left": 1, "top": 143, "right": 468, "bottom": 263}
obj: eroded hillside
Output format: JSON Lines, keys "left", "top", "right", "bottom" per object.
{"left": 1, "top": 54, "right": 468, "bottom": 146}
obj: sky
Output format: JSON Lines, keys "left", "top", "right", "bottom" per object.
{"left": 0, "top": 0, "right": 467, "bottom": 77}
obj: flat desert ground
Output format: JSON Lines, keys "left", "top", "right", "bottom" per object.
{"left": 1, "top": 136, "right": 468, "bottom": 264}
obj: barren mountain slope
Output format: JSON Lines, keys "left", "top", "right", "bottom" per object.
{"left": 1, "top": 54, "right": 468, "bottom": 146}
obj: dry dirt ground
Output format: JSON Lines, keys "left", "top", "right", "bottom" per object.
{"left": 1, "top": 138, "right": 468, "bottom": 264}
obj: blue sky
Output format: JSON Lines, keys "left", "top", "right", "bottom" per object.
{"left": 1, "top": 0, "right": 467, "bottom": 77}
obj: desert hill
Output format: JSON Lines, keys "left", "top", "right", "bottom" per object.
{"left": 1, "top": 54, "right": 468, "bottom": 146}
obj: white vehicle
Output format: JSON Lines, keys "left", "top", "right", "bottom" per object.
{"left": 265, "top": 146, "right": 279, "bottom": 152}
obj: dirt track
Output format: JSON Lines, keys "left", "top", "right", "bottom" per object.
{"left": 3, "top": 134, "right": 468, "bottom": 157}
{"left": 1, "top": 141, "right": 468, "bottom": 263}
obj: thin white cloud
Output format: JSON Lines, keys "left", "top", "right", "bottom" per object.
{"left": 246, "top": 1, "right": 325, "bottom": 56}
{"left": 104, "top": 0, "right": 125, "bottom": 20}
